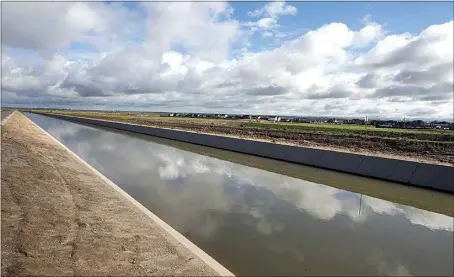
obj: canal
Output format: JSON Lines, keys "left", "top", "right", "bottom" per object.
{"left": 26, "top": 113, "right": 454, "bottom": 276}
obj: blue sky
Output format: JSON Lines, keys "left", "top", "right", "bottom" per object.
{"left": 230, "top": 1, "right": 454, "bottom": 53}
{"left": 1, "top": 1, "right": 453, "bottom": 120}
{"left": 230, "top": 1, "right": 454, "bottom": 32}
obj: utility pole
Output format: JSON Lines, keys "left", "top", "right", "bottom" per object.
{"left": 359, "top": 194, "right": 363, "bottom": 216}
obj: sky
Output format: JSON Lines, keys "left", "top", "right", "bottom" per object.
{"left": 1, "top": 1, "right": 453, "bottom": 120}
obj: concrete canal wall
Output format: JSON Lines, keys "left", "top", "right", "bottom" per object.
{"left": 33, "top": 112, "right": 454, "bottom": 193}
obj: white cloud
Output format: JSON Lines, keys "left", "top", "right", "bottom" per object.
{"left": 244, "top": 17, "right": 279, "bottom": 39}
{"left": 66, "top": 3, "right": 103, "bottom": 32}
{"left": 1, "top": 2, "right": 147, "bottom": 57}
{"left": 245, "top": 2, "right": 297, "bottom": 39}
{"left": 353, "top": 22, "right": 385, "bottom": 47}
{"left": 257, "top": 17, "right": 278, "bottom": 30}
{"left": 263, "top": 31, "right": 274, "bottom": 38}
{"left": 2, "top": 2, "right": 95, "bottom": 57}
{"left": 1, "top": 3, "right": 452, "bottom": 120}
{"left": 248, "top": 1, "right": 297, "bottom": 18}
{"left": 143, "top": 2, "right": 239, "bottom": 62}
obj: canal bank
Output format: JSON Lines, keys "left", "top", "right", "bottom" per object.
{"left": 1, "top": 112, "right": 233, "bottom": 276}
{"left": 34, "top": 112, "right": 454, "bottom": 193}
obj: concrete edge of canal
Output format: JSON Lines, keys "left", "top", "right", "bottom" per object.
{"left": 33, "top": 112, "right": 454, "bottom": 194}
{"left": 1, "top": 112, "right": 234, "bottom": 276}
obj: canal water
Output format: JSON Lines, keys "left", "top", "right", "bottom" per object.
{"left": 26, "top": 113, "right": 454, "bottom": 276}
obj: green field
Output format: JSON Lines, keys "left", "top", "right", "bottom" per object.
{"left": 243, "top": 121, "right": 452, "bottom": 135}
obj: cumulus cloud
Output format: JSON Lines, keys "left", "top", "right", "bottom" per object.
{"left": 245, "top": 2, "right": 297, "bottom": 39}
{"left": 1, "top": 2, "right": 145, "bottom": 57}
{"left": 393, "top": 63, "right": 453, "bottom": 85}
{"left": 361, "top": 21, "right": 452, "bottom": 70}
{"left": 245, "top": 17, "right": 279, "bottom": 32}
{"left": 1, "top": 2, "right": 453, "bottom": 120}
{"left": 356, "top": 74, "right": 380, "bottom": 89}
{"left": 248, "top": 2, "right": 297, "bottom": 18}
{"left": 143, "top": 2, "right": 239, "bottom": 62}
{"left": 372, "top": 83, "right": 453, "bottom": 101}
{"left": 306, "top": 88, "right": 352, "bottom": 99}
{"left": 2, "top": 3, "right": 98, "bottom": 56}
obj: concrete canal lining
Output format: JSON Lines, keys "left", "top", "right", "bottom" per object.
{"left": 1, "top": 112, "right": 233, "bottom": 276}
{"left": 34, "top": 112, "right": 454, "bottom": 193}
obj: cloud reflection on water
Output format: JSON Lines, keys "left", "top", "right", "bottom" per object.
{"left": 45, "top": 119, "right": 454, "bottom": 233}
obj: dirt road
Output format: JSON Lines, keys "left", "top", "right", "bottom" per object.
{"left": 1, "top": 112, "right": 223, "bottom": 276}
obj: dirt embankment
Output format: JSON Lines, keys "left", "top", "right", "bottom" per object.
{"left": 65, "top": 115, "right": 454, "bottom": 166}
{"left": 1, "top": 112, "right": 221, "bottom": 276}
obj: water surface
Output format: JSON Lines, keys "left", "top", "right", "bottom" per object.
{"left": 27, "top": 113, "right": 454, "bottom": 276}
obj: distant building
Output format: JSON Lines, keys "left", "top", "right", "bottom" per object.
{"left": 347, "top": 118, "right": 365, "bottom": 125}
{"left": 280, "top": 117, "right": 294, "bottom": 122}
{"left": 375, "top": 120, "right": 396, "bottom": 128}
{"left": 376, "top": 123, "right": 393, "bottom": 128}
{"left": 267, "top": 116, "right": 281, "bottom": 122}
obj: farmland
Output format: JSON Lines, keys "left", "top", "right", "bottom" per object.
{"left": 34, "top": 110, "right": 454, "bottom": 165}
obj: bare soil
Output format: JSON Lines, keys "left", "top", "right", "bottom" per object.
{"left": 1, "top": 112, "right": 219, "bottom": 276}
{"left": 67, "top": 115, "right": 454, "bottom": 166}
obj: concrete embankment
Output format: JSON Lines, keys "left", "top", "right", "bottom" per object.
{"left": 1, "top": 112, "right": 233, "bottom": 276}
{"left": 34, "top": 112, "right": 454, "bottom": 193}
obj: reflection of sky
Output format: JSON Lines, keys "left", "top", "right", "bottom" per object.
{"left": 28, "top": 113, "right": 454, "bottom": 276}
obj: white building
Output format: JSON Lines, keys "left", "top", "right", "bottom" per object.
{"left": 267, "top": 116, "right": 281, "bottom": 122}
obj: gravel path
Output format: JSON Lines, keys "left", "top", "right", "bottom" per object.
{"left": 1, "top": 112, "right": 222, "bottom": 276}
